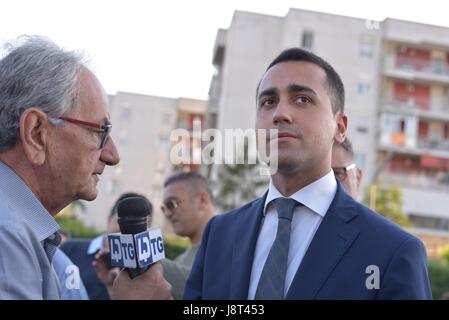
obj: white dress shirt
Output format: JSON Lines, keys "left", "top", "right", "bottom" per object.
{"left": 247, "top": 170, "right": 337, "bottom": 299}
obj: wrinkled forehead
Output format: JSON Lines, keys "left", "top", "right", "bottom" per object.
{"left": 72, "top": 68, "right": 110, "bottom": 122}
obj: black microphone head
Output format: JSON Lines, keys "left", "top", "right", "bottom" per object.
{"left": 117, "top": 196, "right": 152, "bottom": 234}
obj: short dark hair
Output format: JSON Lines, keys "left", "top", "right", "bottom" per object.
{"left": 164, "top": 172, "right": 213, "bottom": 200}
{"left": 334, "top": 138, "right": 354, "bottom": 159}
{"left": 110, "top": 192, "right": 152, "bottom": 217}
{"left": 258, "top": 47, "right": 345, "bottom": 114}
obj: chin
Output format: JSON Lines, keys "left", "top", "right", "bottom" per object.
{"left": 77, "top": 188, "right": 98, "bottom": 202}
{"left": 277, "top": 157, "right": 303, "bottom": 174}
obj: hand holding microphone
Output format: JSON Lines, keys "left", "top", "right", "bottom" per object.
{"left": 112, "top": 263, "right": 172, "bottom": 300}
{"left": 108, "top": 196, "right": 172, "bottom": 299}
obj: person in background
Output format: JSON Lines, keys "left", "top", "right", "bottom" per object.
{"left": 331, "top": 138, "right": 362, "bottom": 199}
{"left": 160, "top": 172, "right": 216, "bottom": 299}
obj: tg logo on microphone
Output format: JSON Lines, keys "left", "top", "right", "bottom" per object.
{"left": 108, "top": 228, "right": 165, "bottom": 268}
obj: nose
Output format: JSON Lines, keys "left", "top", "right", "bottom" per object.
{"left": 100, "top": 136, "right": 120, "bottom": 166}
{"left": 162, "top": 206, "right": 173, "bottom": 218}
{"left": 272, "top": 99, "right": 293, "bottom": 125}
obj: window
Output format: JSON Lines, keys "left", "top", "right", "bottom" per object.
{"left": 356, "top": 126, "right": 368, "bottom": 134}
{"left": 121, "top": 106, "right": 132, "bottom": 120}
{"left": 359, "top": 35, "right": 374, "bottom": 59}
{"left": 118, "top": 128, "right": 128, "bottom": 144}
{"left": 162, "top": 113, "right": 171, "bottom": 125}
{"left": 301, "top": 31, "right": 314, "bottom": 50}
{"left": 409, "top": 214, "right": 449, "bottom": 231}
{"left": 357, "top": 82, "right": 371, "bottom": 96}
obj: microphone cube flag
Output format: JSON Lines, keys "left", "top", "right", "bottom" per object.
{"left": 108, "top": 228, "right": 165, "bottom": 269}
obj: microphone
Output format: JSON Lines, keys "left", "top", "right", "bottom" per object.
{"left": 108, "top": 196, "right": 165, "bottom": 279}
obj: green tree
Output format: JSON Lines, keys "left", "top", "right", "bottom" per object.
{"left": 164, "top": 234, "right": 191, "bottom": 260}
{"left": 213, "top": 142, "right": 268, "bottom": 212}
{"left": 55, "top": 200, "right": 101, "bottom": 238}
{"left": 363, "top": 184, "right": 410, "bottom": 227}
{"left": 428, "top": 259, "right": 449, "bottom": 299}
{"left": 439, "top": 245, "right": 449, "bottom": 265}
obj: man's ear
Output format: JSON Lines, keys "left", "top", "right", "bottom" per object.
{"left": 334, "top": 113, "right": 348, "bottom": 144}
{"left": 198, "top": 191, "right": 210, "bottom": 208}
{"left": 356, "top": 168, "right": 363, "bottom": 189}
{"left": 19, "top": 107, "right": 50, "bottom": 165}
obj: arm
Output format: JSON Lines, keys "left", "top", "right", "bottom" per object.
{"left": 160, "top": 258, "right": 192, "bottom": 300}
{"left": 378, "top": 236, "right": 432, "bottom": 300}
{"left": 183, "top": 217, "right": 214, "bottom": 300}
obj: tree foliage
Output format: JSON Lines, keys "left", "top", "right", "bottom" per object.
{"left": 363, "top": 184, "right": 410, "bottom": 227}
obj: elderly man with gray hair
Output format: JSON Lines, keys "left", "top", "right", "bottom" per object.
{"left": 0, "top": 36, "right": 171, "bottom": 299}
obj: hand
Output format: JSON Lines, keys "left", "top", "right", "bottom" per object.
{"left": 112, "top": 263, "right": 173, "bottom": 300}
{"left": 92, "top": 249, "right": 119, "bottom": 287}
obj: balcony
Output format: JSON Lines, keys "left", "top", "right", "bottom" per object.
{"left": 418, "top": 139, "right": 449, "bottom": 153}
{"left": 381, "top": 96, "right": 449, "bottom": 122}
{"left": 380, "top": 170, "right": 449, "bottom": 192}
{"left": 384, "top": 55, "right": 449, "bottom": 84}
{"left": 379, "top": 134, "right": 449, "bottom": 159}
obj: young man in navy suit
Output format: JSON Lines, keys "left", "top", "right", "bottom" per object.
{"left": 183, "top": 48, "right": 432, "bottom": 300}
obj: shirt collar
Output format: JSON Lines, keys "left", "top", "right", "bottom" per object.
{"left": 264, "top": 169, "right": 337, "bottom": 217}
{"left": 87, "top": 234, "right": 104, "bottom": 255}
{"left": 0, "top": 160, "right": 60, "bottom": 242}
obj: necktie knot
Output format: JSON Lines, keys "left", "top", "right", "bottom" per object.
{"left": 274, "top": 198, "right": 299, "bottom": 221}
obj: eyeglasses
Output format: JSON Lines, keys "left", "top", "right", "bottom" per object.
{"left": 161, "top": 193, "right": 201, "bottom": 213}
{"left": 332, "top": 163, "right": 356, "bottom": 181}
{"left": 58, "top": 116, "right": 112, "bottom": 149}
{"left": 161, "top": 198, "right": 182, "bottom": 213}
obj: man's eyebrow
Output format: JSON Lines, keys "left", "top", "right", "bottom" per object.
{"left": 257, "top": 88, "right": 278, "bottom": 100}
{"left": 287, "top": 84, "right": 317, "bottom": 96}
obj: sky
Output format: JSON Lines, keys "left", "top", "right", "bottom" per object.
{"left": 1, "top": 0, "right": 447, "bottom": 100}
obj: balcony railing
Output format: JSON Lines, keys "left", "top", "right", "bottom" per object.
{"left": 381, "top": 96, "right": 449, "bottom": 120}
{"left": 380, "top": 171, "right": 449, "bottom": 191}
{"left": 384, "top": 55, "right": 449, "bottom": 80}
{"left": 418, "top": 139, "right": 449, "bottom": 152}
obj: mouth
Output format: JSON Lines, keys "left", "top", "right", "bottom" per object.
{"left": 270, "top": 131, "right": 299, "bottom": 141}
{"left": 92, "top": 171, "right": 103, "bottom": 182}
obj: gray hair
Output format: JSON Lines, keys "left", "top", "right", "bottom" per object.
{"left": 0, "top": 35, "right": 85, "bottom": 151}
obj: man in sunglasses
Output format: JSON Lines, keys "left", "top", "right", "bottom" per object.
{"left": 0, "top": 36, "right": 171, "bottom": 299}
{"left": 159, "top": 172, "right": 216, "bottom": 299}
{"left": 331, "top": 138, "right": 363, "bottom": 199}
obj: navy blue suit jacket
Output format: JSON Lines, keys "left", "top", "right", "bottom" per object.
{"left": 184, "top": 182, "right": 432, "bottom": 299}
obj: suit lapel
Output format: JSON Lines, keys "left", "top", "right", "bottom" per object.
{"left": 286, "top": 182, "right": 360, "bottom": 299}
{"left": 229, "top": 193, "right": 267, "bottom": 299}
